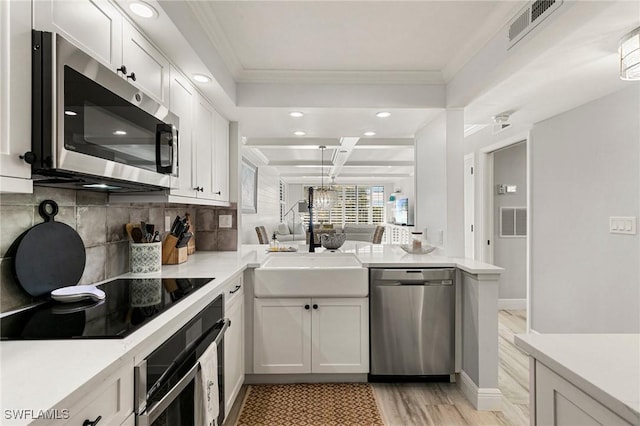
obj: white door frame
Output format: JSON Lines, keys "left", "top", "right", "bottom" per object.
{"left": 463, "top": 153, "right": 475, "bottom": 259}
{"left": 477, "top": 129, "right": 532, "bottom": 332}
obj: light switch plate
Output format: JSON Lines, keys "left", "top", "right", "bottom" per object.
{"left": 165, "top": 215, "right": 171, "bottom": 232}
{"left": 609, "top": 216, "right": 636, "bottom": 235}
{"left": 219, "top": 215, "right": 232, "bottom": 228}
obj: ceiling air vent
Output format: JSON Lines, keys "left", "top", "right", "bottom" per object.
{"left": 508, "top": 0, "right": 563, "bottom": 49}
{"left": 492, "top": 123, "right": 512, "bottom": 135}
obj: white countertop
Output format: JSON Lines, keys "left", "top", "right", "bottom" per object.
{"left": 0, "top": 244, "right": 500, "bottom": 423}
{"left": 245, "top": 242, "right": 504, "bottom": 274}
{"left": 515, "top": 333, "right": 640, "bottom": 425}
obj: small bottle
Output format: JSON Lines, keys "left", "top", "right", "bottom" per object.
{"left": 411, "top": 232, "right": 423, "bottom": 251}
{"left": 270, "top": 233, "right": 279, "bottom": 251}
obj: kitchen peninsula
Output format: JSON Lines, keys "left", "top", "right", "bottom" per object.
{"left": 0, "top": 244, "right": 502, "bottom": 425}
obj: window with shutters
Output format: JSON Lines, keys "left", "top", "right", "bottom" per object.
{"left": 279, "top": 180, "right": 286, "bottom": 222}
{"left": 300, "top": 185, "right": 385, "bottom": 227}
{"left": 500, "top": 207, "right": 527, "bottom": 237}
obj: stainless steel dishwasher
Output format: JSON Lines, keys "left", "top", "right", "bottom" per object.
{"left": 369, "top": 268, "right": 455, "bottom": 378}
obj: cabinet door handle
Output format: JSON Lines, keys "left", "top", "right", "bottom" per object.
{"left": 229, "top": 285, "right": 241, "bottom": 294}
{"left": 215, "top": 191, "right": 221, "bottom": 195}
{"left": 313, "top": 304, "right": 318, "bottom": 310}
{"left": 304, "top": 304, "right": 310, "bottom": 310}
{"left": 127, "top": 72, "right": 137, "bottom": 82}
{"left": 116, "top": 65, "right": 127, "bottom": 74}
{"left": 83, "top": 416, "right": 102, "bottom": 426}
{"left": 19, "top": 151, "right": 36, "bottom": 164}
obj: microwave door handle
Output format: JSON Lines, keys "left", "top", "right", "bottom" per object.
{"left": 172, "top": 126, "right": 178, "bottom": 176}
{"left": 155, "top": 123, "right": 173, "bottom": 174}
{"left": 140, "top": 319, "right": 229, "bottom": 426}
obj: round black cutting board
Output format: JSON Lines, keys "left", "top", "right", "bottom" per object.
{"left": 11, "top": 200, "right": 86, "bottom": 298}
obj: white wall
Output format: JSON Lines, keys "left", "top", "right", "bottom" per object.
{"left": 414, "top": 109, "right": 465, "bottom": 256}
{"left": 493, "top": 143, "right": 527, "bottom": 300}
{"left": 415, "top": 113, "right": 447, "bottom": 246}
{"left": 530, "top": 87, "right": 639, "bottom": 333}
{"left": 241, "top": 165, "right": 281, "bottom": 244}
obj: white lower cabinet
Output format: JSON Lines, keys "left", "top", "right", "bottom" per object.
{"left": 535, "top": 362, "right": 632, "bottom": 426}
{"left": 254, "top": 298, "right": 368, "bottom": 374}
{"left": 311, "top": 298, "right": 369, "bottom": 373}
{"left": 224, "top": 279, "right": 245, "bottom": 414}
{"left": 44, "top": 360, "right": 134, "bottom": 426}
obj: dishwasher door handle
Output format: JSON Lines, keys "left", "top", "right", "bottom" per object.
{"left": 374, "top": 280, "right": 453, "bottom": 286}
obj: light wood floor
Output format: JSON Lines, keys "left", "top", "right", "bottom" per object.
{"left": 224, "top": 310, "right": 529, "bottom": 426}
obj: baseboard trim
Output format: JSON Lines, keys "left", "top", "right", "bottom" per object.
{"left": 245, "top": 373, "right": 367, "bottom": 384}
{"left": 459, "top": 371, "right": 503, "bottom": 411}
{"left": 498, "top": 298, "right": 526, "bottom": 310}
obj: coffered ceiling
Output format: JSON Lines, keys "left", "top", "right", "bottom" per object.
{"left": 149, "top": 0, "right": 639, "bottom": 185}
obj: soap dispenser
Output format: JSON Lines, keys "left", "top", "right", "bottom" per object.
{"left": 270, "top": 232, "right": 279, "bottom": 251}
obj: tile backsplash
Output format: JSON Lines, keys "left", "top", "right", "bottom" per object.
{"left": 0, "top": 187, "right": 237, "bottom": 313}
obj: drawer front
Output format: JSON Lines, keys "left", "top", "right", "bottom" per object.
{"left": 43, "top": 361, "right": 134, "bottom": 426}
{"left": 224, "top": 275, "right": 244, "bottom": 308}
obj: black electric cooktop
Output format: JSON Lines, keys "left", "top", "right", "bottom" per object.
{"left": 0, "top": 277, "right": 214, "bottom": 340}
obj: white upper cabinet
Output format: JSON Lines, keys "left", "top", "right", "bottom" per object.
{"left": 0, "top": 0, "right": 33, "bottom": 193}
{"left": 168, "top": 67, "right": 197, "bottom": 198}
{"left": 195, "top": 96, "right": 217, "bottom": 201}
{"left": 213, "top": 111, "right": 229, "bottom": 202}
{"left": 122, "top": 21, "right": 169, "bottom": 105}
{"left": 33, "top": 0, "right": 123, "bottom": 71}
{"left": 192, "top": 96, "right": 230, "bottom": 203}
{"left": 34, "top": 0, "right": 169, "bottom": 106}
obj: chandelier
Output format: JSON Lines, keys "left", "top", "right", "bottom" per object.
{"left": 314, "top": 145, "right": 337, "bottom": 211}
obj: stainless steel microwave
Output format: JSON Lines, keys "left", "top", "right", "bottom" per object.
{"left": 28, "top": 30, "right": 179, "bottom": 192}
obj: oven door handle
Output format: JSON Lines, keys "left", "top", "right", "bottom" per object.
{"left": 136, "top": 319, "right": 229, "bottom": 426}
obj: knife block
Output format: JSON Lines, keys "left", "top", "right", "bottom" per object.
{"left": 161, "top": 235, "right": 188, "bottom": 265}
{"left": 185, "top": 213, "right": 196, "bottom": 256}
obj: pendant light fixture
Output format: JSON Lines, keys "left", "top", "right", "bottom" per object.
{"left": 620, "top": 27, "right": 640, "bottom": 80}
{"left": 314, "top": 145, "right": 337, "bottom": 211}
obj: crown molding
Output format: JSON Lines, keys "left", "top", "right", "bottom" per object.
{"left": 237, "top": 69, "right": 444, "bottom": 85}
{"left": 187, "top": 1, "right": 244, "bottom": 78}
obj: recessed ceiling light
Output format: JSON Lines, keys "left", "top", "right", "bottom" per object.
{"left": 193, "top": 74, "right": 211, "bottom": 83}
{"left": 113, "top": 130, "right": 127, "bottom": 136}
{"left": 294, "top": 131, "right": 306, "bottom": 136}
{"left": 64, "top": 110, "right": 77, "bottom": 116}
{"left": 129, "top": 1, "right": 157, "bottom": 18}
{"left": 289, "top": 111, "right": 304, "bottom": 118}
{"left": 376, "top": 111, "right": 391, "bottom": 118}
{"left": 363, "top": 131, "right": 376, "bottom": 136}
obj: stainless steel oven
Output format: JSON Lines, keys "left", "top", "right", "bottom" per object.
{"left": 30, "top": 30, "right": 179, "bottom": 192}
{"left": 135, "top": 295, "right": 228, "bottom": 426}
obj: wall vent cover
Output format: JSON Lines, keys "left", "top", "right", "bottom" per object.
{"left": 500, "top": 207, "right": 527, "bottom": 237}
{"left": 508, "top": 0, "right": 563, "bottom": 49}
